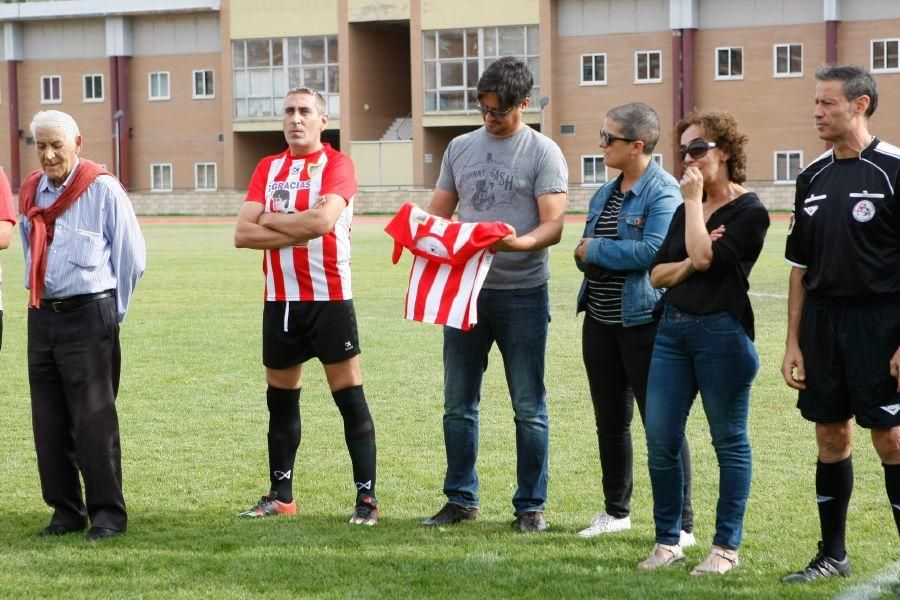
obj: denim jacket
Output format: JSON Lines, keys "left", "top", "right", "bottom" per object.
{"left": 575, "top": 159, "right": 681, "bottom": 326}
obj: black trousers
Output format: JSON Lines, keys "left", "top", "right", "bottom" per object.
{"left": 28, "top": 295, "right": 126, "bottom": 531}
{"left": 582, "top": 316, "right": 694, "bottom": 530}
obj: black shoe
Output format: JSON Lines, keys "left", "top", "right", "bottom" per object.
{"left": 781, "top": 541, "right": 851, "bottom": 583}
{"left": 514, "top": 511, "right": 548, "bottom": 533}
{"left": 422, "top": 502, "right": 478, "bottom": 526}
{"left": 37, "top": 524, "right": 85, "bottom": 537}
{"left": 85, "top": 527, "right": 123, "bottom": 541}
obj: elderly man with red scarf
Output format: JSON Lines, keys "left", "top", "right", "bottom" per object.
{"left": 19, "top": 110, "right": 145, "bottom": 541}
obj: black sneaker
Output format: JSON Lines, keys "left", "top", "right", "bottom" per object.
{"left": 350, "top": 497, "right": 380, "bottom": 526}
{"left": 422, "top": 502, "right": 478, "bottom": 526}
{"left": 781, "top": 542, "right": 851, "bottom": 583}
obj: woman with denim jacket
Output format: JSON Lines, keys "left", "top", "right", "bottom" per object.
{"left": 637, "top": 112, "right": 769, "bottom": 575}
{"left": 574, "top": 102, "right": 694, "bottom": 543}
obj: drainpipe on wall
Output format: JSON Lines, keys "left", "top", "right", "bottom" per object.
{"left": 6, "top": 60, "right": 20, "bottom": 191}
{"left": 116, "top": 57, "right": 131, "bottom": 190}
{"left": 672, "top": 29, "right": 684, "bottom": 178}
{"left": 826, "top": 20, "right": 839, "bottom": 63}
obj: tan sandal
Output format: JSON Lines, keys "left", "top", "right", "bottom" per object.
{"left": 636, "top": 543, "right": 685, "bottom": 570}
{"left": 690, "top": 547, "right": 739, "bottom": 575}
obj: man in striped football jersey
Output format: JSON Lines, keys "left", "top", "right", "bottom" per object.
{"left": 234, "top": 87, "right": 379, "bottom": 526}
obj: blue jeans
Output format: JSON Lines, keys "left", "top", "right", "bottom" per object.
{"left": 645, "top": 306, "right": 759, "bottom": 550}
{"left": 442, "top": 284, "right": 550, "bottom": 516}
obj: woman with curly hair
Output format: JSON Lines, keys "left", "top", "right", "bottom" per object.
{"left": 636, "top": 112, "right": 770, "bottom": 574}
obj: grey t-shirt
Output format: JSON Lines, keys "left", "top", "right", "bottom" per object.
{"left": 436, "top": 126, "right": 568, "bottom": 289}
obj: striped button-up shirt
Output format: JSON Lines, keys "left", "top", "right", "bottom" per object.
{"left": 20, "top": 160, "right": 146, "bottom": 322}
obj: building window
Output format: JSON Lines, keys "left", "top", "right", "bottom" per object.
{"left": 716, "top": 47, "right": 743, "bottom": 80}
{"left": 582, "top": 155, "right": 607, "bottom": 185}
{"left": 83, "top": 74, "right": 103, "bottom": 103}
{"left": 634, "top": 51, "right": 661, "bottom": 83}
{"left": 422, "top": 25, "right": 540, "bottom": 113}
{"left": 151, "top": 164, "right": 173, "bottom": 191}
{"left": 581, "top": 53, "right": 607, "bottom": 85}
{"left": 560, "top": 124, "right": 575, "bottom": 135}
{"left": 149, "top": 72, "right": 171, "bottom": 101}
{"left": 652, "top": 154, "right": 663, "bottom": 168}
{"left": 193, "top": 70, "right": 215, "bottom": 99}
{"left": 774, "top": 151, "right": 803, "bottom": 183}
{"left": 195, "top": 163, "right": 217, "bottom": 191}
{"left": 41, "top": 75, "right": 62, "bottom": 104}
{"left": 232, "top": 35, "right": 340, "bottom": 119}
{"left": 872, "top": 39, "right": 900, "bottom": 73}
{"left": 774, "top": 44, "right": 802, "bottom": 77}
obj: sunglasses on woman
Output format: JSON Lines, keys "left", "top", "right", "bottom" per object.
{"left": 678, "top": 138, "right": 717, "bottom": 162}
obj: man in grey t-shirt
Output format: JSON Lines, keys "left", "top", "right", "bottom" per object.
{"left": 421, "top": 57, "right": 568, "bottom": 532}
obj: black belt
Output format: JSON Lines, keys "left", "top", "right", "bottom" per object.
{"left": 41, "top": 291, "right": 114, "bottom": 313}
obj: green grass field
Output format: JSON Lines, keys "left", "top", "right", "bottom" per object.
{"left": 0, "top": 218, "right": 896, "bottom": 599}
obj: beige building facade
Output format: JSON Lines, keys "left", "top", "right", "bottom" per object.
{"left": 1, "top": 0, "right": 899, "bottom": 212}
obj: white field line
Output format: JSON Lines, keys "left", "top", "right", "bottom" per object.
{"left": 749, "top": 291, "right": 789, "bottom": 299}
{"left": 833, "top": 559, "right": 900, "bottom": 600}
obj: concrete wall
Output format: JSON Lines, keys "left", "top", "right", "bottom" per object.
{"left": 230, "top": 0, "right": 337, "bottom": 38}
{"left": 421, "top": 0, "right": 538, "bottom": 29}
{"left": 116, "top": 180, "right": 796, "bottom": 216}
{"left": 557, "top": 0, "right": 670, "bottom": 36}
{"left": 349, "top": 0, "right": 410, "bottom": 21}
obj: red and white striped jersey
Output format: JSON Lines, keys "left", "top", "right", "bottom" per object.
{"left": 246, "top": 143, "right": 357, "bottom": 301}
{"left": 385, "top": 203, "right": 510, "bottom": 330}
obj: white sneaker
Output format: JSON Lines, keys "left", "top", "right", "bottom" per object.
{"left": 680, "top": 530, "right": 697, "bottom": 548}
{"left": 577, "top": 512, "right": 631, "bottom": 537}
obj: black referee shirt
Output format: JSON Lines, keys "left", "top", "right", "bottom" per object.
{"left": 785, "top": 137, "right": 900, "bottom": 297}
{"left": 652, "top": 193, "right": 770, "bottom": 340}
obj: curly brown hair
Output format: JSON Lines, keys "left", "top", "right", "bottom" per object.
{"left": 675, "top": 111, "right": 748, "bottom": 184}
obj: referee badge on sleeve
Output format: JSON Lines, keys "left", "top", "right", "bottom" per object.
{"left": 851, "top": 199, "right": 876, "bottom": 223}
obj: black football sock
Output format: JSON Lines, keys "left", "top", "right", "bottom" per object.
{"left": 267, "top": 386, "right": 301, "bottom": 502}
{"left": 333, "top": 385, "right": 376, "bottom": 502}
{"left": 817, "top": 457, "right": 853, "bottom": 560}
{"left": 883, "top": 463, "right": 900, "bottom": 537}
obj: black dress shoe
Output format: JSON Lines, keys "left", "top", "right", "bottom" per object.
{"left": 85, "top": 527, "right": 123, "bottom": 541}
{"left": 38, "top": 524, "right": 85, "bottom": 537}
{"left": 514, "top": 511, "right": 548, "bottom": 533}
{"left": 422, "top": 502, "right": 478, "bottom": 526}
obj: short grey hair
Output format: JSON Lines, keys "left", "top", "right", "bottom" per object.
{"left": 285, "top": 87, "right": 328, "bottom": 116}
{"left": 605, "top": 102, "right": 661, "bottom": 154}
{"left": 30, "top": 110, "right": 80, "bottom": 143}
{"left": 815, "top": 63, "right": 878, "bottom": 117}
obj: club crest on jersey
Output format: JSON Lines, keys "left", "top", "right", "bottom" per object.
{"left": 411, "top": 207, "right": 429, "bottom": 225}
{"left": 307, "top": 161, "right": 323, "bottom": 179}
{"left": 851, "top": 199, "right": 876, "bottom": 223}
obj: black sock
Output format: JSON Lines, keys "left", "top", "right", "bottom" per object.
{"left": 267, "top": 386, "right": 301, "bottom": 502}
{"left": 817, "top": 457, "right": 853, "bottom": 560}
{"left": 333, "top": 385, "right": 376, "bottom": 502}
{"left": 883, "top": 463, "right": 900, "bottom": 537}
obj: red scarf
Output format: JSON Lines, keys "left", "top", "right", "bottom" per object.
{"left": 18, "top": 159, "right": 111, "bottom": 308}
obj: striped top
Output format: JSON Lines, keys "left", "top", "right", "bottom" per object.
{"left": 246, "top": 144, "right": 357, "bottom": 302}
{"left": 586, "top": 187, "right": 626, "bottom": 324}
{"left": 19, "top": 160, "right": 146, "bottom": 323}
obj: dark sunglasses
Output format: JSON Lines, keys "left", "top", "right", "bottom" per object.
{"left": 599, "top": 129, "right": 637, "bottom": 146}
{"left": 679, "top": 138, "right": 717, "bottom": 162}
{"left": 475, "top": 103, "right": 515, "bottom": 119}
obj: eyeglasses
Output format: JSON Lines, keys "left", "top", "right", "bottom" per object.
{"left": 599, "top": 130, "right": 637, "bottom": 146}
{"left": 679, "top": 138, "right": 717, "bottom": 162}
{"left": 475, "top": 103, "right": 515, "bottom": 119}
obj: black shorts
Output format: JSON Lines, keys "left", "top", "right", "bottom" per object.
{"left": 797, "top": 295, "right": 900, "bottom": 429}
{"left": 262, "top": 300, "right": 361, "bottom": 369}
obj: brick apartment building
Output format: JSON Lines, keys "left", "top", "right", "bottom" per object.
{"left": 1, "top": 0, "right": 899, "bottom": 213}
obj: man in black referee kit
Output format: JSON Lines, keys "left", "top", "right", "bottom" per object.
{"left": 782, "top": 64, "right": 900, "bottom": 583}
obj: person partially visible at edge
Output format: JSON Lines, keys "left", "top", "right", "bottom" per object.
{"left": 421, "top": 56, "right": 568, "bottom": 533}
{"left": 19, "top": 109, "right": 146, "bottom": 541}
{"left": 234, "top": 87, "right": 380, "bottom": 526}
{"left": 0, "top": 169, "right": 16, "bottom": 351}
{"left": 781, "top": 64, "right": 900, "bottom": 584}
{"left": 638, "top": 111, "right": 769, "bottom": 575}
{"left": 573, "top": 102, "right": 695, "bottom": 546}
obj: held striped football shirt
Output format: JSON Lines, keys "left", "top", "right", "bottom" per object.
{"left": 586, "top": 187, "right": 626, "bottom": 324}
{"left": 246, "top": 143, "right": 357, "bottom": 302}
